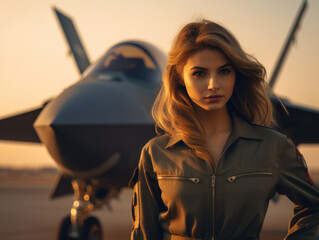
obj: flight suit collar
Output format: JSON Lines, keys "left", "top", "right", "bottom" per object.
{"left": 165, "top": 132, "right": 183, "bottom": 149}
{"left": 165, "top": 112, "right": 263, "bottom": 149}
{"left": 230, "top": 113, "right": 263, "bottom": 141}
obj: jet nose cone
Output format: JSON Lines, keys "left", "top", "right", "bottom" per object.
{"left": 33, "top": 78, "right": 156, "bottom": 174}
{"left": 35, "top": 79, "right": 154, "bottom": 126}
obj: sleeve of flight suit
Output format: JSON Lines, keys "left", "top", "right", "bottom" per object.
{"left": 276, "top": 137, "right": 319, "bottom": 239}
{"left": 129, "top": 146, "right": 163, "bottom": 240}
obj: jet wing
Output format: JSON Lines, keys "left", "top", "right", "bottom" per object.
{"left": 0, "top": 106, "right": 44, "bottom": 143}
{"left": 273, "top": 98, "right": 319, "bottom": 145}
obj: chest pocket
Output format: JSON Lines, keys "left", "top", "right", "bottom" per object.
{"left": 227, "top": 171, "right": 273, "bottom": 183}
{"left": 157, "top": 175, "right": 200, "bottom": 183}
{"left": 157, "top": 175, "right": 201, "bottom": 200}
{"left": 225, "top": 171, "right": 274, "bottom": 202}
{"left": 156, "top": 175, "right": 203, "bottom": 216}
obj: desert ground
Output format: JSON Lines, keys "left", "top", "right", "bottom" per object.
{"left": 0, "top": 168, "right": 318, "bottom": 240}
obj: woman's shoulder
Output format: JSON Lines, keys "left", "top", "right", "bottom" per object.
{"left": 138, "top": 134, "right": 172, "bottom": 168}
{"left": 244, "top": 123, "right": 297, "bottom": 160}
{"left": 142, "top": 133, "right": 171, "bottom": 151}
{"left": 232, "top": 113, "right": 288, "bottom": 143}
{"left": 250, "top": 122, "right": 288, "bottom": 143}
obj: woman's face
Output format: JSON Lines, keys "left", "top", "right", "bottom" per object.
{"left": 182, "top": 49, "right": 236, "bottom": 112}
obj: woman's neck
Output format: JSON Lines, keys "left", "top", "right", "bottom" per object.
{"left": 196, "top": 106, "right": 232, "bottom": 136}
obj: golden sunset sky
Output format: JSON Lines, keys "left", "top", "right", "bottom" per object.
{"left": 0, "top": 0, "right": 318, "bottom": 170}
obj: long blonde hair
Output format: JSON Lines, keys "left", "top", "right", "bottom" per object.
{"left": 152, "top": 20, "right": 273, "bottom": 165}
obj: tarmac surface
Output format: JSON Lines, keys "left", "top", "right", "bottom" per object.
{"left": 0, "top": 182, "right": 132, "bottom": 240}
{"left": 0, "top": 169, "right": 316, "bottom": 240}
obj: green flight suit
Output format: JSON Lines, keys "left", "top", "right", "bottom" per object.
{"left": 129, "top": 113, "right": 319, "bottom": 240}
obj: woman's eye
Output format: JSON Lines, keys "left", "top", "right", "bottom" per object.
{"left": 192, "top": 71, "right": 205, "bottom": 78}
{"left": 219, "top": 69, "right": 231, "bottom": 75}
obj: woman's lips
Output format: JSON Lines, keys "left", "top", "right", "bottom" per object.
{"left": 204, "top": 95, "right": 223, "bottom": 103}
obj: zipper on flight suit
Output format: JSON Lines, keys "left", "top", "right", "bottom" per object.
{"left": 211, "top": 174, "right": 216, "bottom": 240}
{"left": 227, "top": 172, "right": 273, "bottom": 183}
{"left": 208, "top": 135, "right": 236, "bottom": 240}
{"left": 204, "top": 159, "right": 216, "bottom": 240}
{"left": 157, "top": 176, "right": 200, "bottom": 183}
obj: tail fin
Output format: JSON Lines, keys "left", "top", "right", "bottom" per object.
{"left": 53, "top": 7, "right": 90, "bottom": 74}
{"left": 268, "top": 0, "right": 308, "bottom": 89}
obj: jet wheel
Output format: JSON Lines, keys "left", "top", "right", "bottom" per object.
{"left": 57, "top": 215, "right": 74, "bottom": 240}
{"left": 80, "top": 216, "right": 103, "bottom": 240}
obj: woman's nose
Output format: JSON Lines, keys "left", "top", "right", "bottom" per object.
{"left": 208, "top": 76, "right": 219, "bottom": 91}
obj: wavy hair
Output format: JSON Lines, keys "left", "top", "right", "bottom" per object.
{"left": 152, "top": 20, "right": 273, "bottom": 165}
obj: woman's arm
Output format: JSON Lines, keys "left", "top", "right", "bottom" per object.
{"left": 277, "top": 137, "right": 319, "bottom": 239}
{"left": 129, "top": 147, "right": 163, "bottom": 240}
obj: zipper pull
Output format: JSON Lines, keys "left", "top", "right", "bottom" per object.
{"left": 190, "top": 178, "right": 200, "bottom": 183}
{"left": 228, "top": 176, "right": 236, "bottom": 182}
{"left": 212, "top": 175, "right": 216, "bottom": 188}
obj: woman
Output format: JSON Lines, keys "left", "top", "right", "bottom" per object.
{"left": 129, "top": 20, "right": 319, "bottom": 240}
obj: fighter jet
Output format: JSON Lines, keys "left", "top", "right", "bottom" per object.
{"left": 0, "top": 1, "right": 318, "bottom": 239}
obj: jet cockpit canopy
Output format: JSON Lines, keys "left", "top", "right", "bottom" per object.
{"left": 83, "top": 41, "right": 166, "bottom": 83}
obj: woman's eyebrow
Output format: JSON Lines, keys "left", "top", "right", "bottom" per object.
{"left": 218, "top": 63, "right": 232, "bottom": 69}
{"left": 190, "top": 66, "right": 207, "bottom": 71}
{"left": 190, "top": 63, "right": 232, "bottom": 71}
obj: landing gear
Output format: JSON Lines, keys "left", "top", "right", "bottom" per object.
{"left": 57, "top": 179, "right": 105, "bottom": 240}
{"left": 57, "top": 215, "right": 102, "bottom": 240}
{"left": 57, "top": 216, "right": 72, "bottom": 240}
{"left": 80, "top": 216, "right": 102, "bottom": 240}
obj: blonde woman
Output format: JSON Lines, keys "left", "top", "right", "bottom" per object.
{"left": 129, "top": 20, "right": 319, "bottom": 240}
